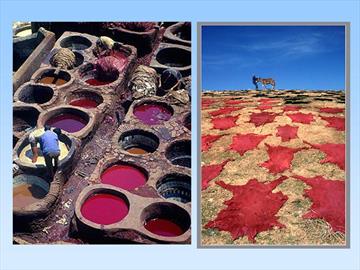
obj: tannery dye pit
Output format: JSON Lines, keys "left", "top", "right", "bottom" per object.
{"left": 81, "top": 193, "right": 129, "bottom": 225}
{"left": 100, "top": 164, "right": 147, "bottom": 190}
{"left": 133, "top": 102, "right": 173, "bottom": 125}
{"left": 46, "top": 113, "right": 88, "bottom": 133}
{"left": 13, "top": 22, "right": 191, "bottom": 245}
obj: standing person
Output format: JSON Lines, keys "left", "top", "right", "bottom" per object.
{"left": 39, "top": 125, "right": 61, "bottom": 178}
{"left": 252, "top": 75, "right": 259, "bottom": 90}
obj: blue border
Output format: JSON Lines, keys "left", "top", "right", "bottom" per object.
{"left": 1, "top": 1, "right": 359, "bottom": 270}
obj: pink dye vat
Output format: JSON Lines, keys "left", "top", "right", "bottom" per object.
{"left": 81, "top": 193, "right": 129, "bottom": 225}
{"left": 46, "top": 113, "right": 88, "bottom": 133}
{"left": 133, "top": 103, "right": 172, "bottom": 125}
{"left": 101, "top": 164, "right": 147, "bottom": 190}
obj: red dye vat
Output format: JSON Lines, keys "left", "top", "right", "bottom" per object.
{"left": 101, "top": 164, "right": 147, "bottom": 190}
{"left": 144, "top": 218, "right": 184, "bottom": 237}
{"left": 133, "top": 103, "right": 172, "bottom": 125}
{"left": 70, "top": 98, "right": 98, "bottom": 109}
{"left": 202, "top": 159, "right": 232, "bottom": 190}
{"left": 248, "top": 112, "right": 277, "bottom": 127}
{"left": 229, "top": 133, "right": 269, "bottom": 155}
{"left": 276, "top": 125, "right": 299, "bottom": 142}
{"left": 261, "top": 144, "right": 305, "bottom": 174}
{"left": 211, "top": 115, "right": 238, "bottom": 130}
{"left": 319, "top": 107, "right": 344, "bottom": 114}
{"left": 283, "top": 105, "right": 300, "bottom": 112}
{"left": 305, "top": 141, "right": 345, "bottom": 170}
{"left": 209, "top": 107, "right": 241, "bottom": 117}
{"left": 287, "top": 112, "right": 314, "bottom": 124}
{"left": 205, "top": 176, "right": 288, "bottom": 242}
{"left": 293, "top": 175, "right": 345, "bottom": 233}
{"left": 201, "top": 134, "right": 223, "bottom": 152}
{"left": 46, "top": 113, "right": 88, "bottom": 133}
{"left": 81, "top": 193, "right": 129, "bottom": 225}
{"left": 320, "top": 116, "right": 345, "bottom": 131}
{"left": 85, "top": 78, "right": 113, "bottom": 86}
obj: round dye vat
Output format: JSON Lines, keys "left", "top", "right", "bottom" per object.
{"left": 13, "top": 183, "right": 48, "bottom": 208}
{"left": 133, "top": 103, "right": 172, "bottom": 125}
{"left": 81, "top": 193, "right": 129, "bottom": 225}
{"left": 38, "top": 76, "right": 68, "bottom": 86}
{"left": 13, "top": 174, "right": 49, "bottom": 209}
{"left": 70, "top": 98, "right": 98, "bottom": 109}
{"left": 144, "top": 218, "right": 184, "bottom": 237}
{"left": 46, "top": 113, "right": 88, "bottom": 133}
{"left": 19, "top": 142, "right": 69, "bottom": 166}
{"left": 101, "top": 164, "right": 147, "bottom": 190}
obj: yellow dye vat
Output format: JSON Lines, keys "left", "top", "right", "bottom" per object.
{"left": 19, "top": 142, "right": 70, "bottom": 166}
{"left": 15, "top": 29, "right": 32, "bottom": 37}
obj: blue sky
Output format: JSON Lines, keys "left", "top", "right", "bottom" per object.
{"left": 202, "top": 25, "right": 345, "bottom": 91}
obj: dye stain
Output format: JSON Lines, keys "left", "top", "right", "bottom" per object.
{"left": 70, "top": 98, "right": 98, "bottom": 109}
{"left": 144, "top": 218, "right": 184, "bottom": 237}
{"left": 81, "top": 193, "right": 129, "bottom": 225}
{"left": 38, "top": 76, "right": 68, "bottom": 86}
{"left": 126, "top": 147, "right": 149, "bottom": 155}
{"left": 101, "top": 164, "right": 147, "bottom": 190}
{"left": 13, "top": 183, "right": 47, "bottom": 208}
{"left": 46, "top": 113, "right": 88, "bottom": 133}
{"left": 133, "top": 103, "right": 172, "bottom": 125}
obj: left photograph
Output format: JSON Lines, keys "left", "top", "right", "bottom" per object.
{"left": 12, "top": 22, "right": 191, "bottom": 244}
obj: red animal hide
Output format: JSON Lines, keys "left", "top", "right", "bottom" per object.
{"left": 209, "top": 107, "right": 242, "bottom": 117}
{"left": 319, "top": 107, "right": 344, "bottom": 114}
{"left": 205, "top": 176, "right": 288, "bottom": 242}
{"left": 261, "top": 144, "right": 305, "bottom": 174}
{"left": 293, "top": 175, "right": 345, "bottom": 233}
{"left": 257, "top": 104, "right": 272, "bottom": 111}
{"left": 249, "top": 112, "right": 277, "bottom": 127}
{"left": 276, "top": 125, "right": 299, "bottom": 142}
{"left": 202, "top": 134, "right": 223, "bottom": 152}
{"left": 305, "top": 141, "right": 345, "bottom": 170}
{"left": 229, "top": 133, "right": 269, "bottom": 155}
{"left": 287, "top": 112, "right": 314, "bottom": 124}
{"left": 225, "top": 99, "right": 248, "bottom": 105}
{"left": 320, "top": 116, "right": 345, "bottom": 131}
{"left": 283, "top": 105, "right": 300, "bottom": 112}
{"left": 202, "top": 159, "right": 232, "bottom": 190}
{"left": 211, "top": 115, "right": 239, "bottom": 130}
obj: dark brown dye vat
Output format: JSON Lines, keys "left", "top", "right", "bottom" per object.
{"left": 165, "top": 140, "right": 191, "bottom": 168}
{"left": 17, "top": 85, "right": 54, "bottom": 104}
{"left": 156, "top": 173, "right": 191, "bottom": 203}
{"left": 60, "top": 35, "right": 92, "bottom": 51}
{"left": 13, "top": 175, "right": 49, "bottom": 208}
{"left": 37, "top": 70, "right": 71, "bottom": 86}
{"left": 120, "top": 129, "right": 159, "bottom": 155}
{"left": 156, "top": 47, "right": 191, "bottom": 68}
{"left": 13, "top": 107, "right": 40, "bottom": 133}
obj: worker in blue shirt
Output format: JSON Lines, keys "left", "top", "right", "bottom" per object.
{"left": 38, "top": 126, "right": 61, "bottom": 178}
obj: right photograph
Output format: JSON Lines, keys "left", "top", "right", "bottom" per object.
{"left": 200, "top": 24, "right": 347, "bottom": 246}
